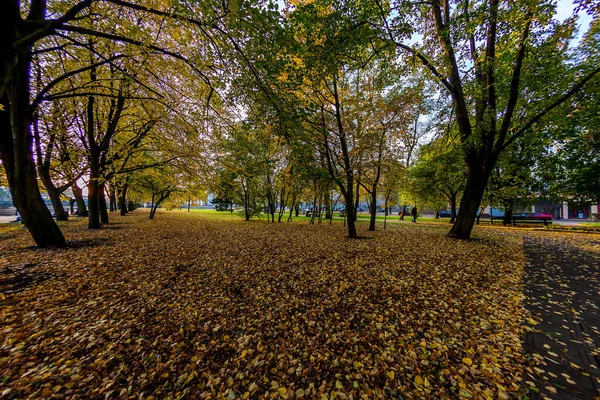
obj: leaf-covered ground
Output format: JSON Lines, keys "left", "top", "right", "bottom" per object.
{"left": 520, "top": 231, "right": 600, "bottom": 399}
{"left": 1, "top": 211, "right": 528, "bottom": 399}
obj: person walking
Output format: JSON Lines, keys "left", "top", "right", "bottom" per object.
{"left": 411, "top": 204, "right": 418, "bottom": 223}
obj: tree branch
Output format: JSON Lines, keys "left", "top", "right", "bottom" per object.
{"left": 502, "top": 65, "right": 600, "bottom": 150}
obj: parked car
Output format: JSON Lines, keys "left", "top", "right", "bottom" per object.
{"left": 437, "top": 210, "right": 453, "bottom": 218}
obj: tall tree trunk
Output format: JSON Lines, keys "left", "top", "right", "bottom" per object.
{"left": 353, "top": 178, "right": 360, "bottom": 222}
{"left": 449, "top": 166, "right": 491, "bottom": 238}
{"left": 324, "top": 189, "right": 331, "bottom": 220}
{"left": 369, "top": 186, "right": 377, "bottom": 231}
{"left": 0, "top": 54, "right": 65, "bottom": 247}
{"left": 503, "top": 199, "right": 514, "bottom": 225}
{"left": 88, "top": 162, "right": 101, "bottom": 229}
{"left": 109, "top": 186, "right": 117, "bottom": 212}
{"left": 38, "top": 169, "right": 69, "bottom": 221}
{"left": 119, "top": 181, "right": 128, "bottom": 216}
{"left": 345, "top": 183, "right": 357, "bottom": 238}
{"left": 383, "top": 199, "right": 388, "bottom": 230}
{"left": 73, "top": 181, "right": 88, "bottom": 217}
{"left": 99, "top": 184, "right": 109, "bottom": 224}
{"left": 287, "top": 197, "right": 295, "bottom": 222}
{"left": 87, "top": 92, "right": 101, "bottom": 229}
{"left": 450, "top": 193, "right": 457, "bottom": 224}
{"left": 310, "top": 195, "right": 317, "bottom": 225}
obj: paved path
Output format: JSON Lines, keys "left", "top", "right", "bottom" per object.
{"left": 523, "top": 235, "right": 600, "bottom": 399}
{"left": 0, "top": 216, "right": 18, "bottom": 224}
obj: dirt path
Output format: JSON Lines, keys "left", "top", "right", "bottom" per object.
{"left": 523, "top": 234, "right": 600, "bottom": 399}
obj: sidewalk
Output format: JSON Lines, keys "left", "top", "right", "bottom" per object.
{"left": 523, "top": 236, "right": 600, "bottom": 399}
{"left": 0, "top": 216, "right": 19, "bottom": 224}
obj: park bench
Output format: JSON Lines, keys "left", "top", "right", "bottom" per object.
{"left": 511, "top": 218, "right": 552, "bottom": 226}
{"left": 487, "top": 215, "right": 552, "bottom": 226}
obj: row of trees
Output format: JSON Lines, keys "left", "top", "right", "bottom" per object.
{"left": 1, "top": 0, "right": 599, "bottom": 247}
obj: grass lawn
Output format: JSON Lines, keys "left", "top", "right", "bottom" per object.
{"left": 1, "top": 210, "right": 527, "bottom": 399}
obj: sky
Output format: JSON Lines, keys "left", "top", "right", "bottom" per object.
{"left": 556, "top": 0, "right": 593, "bottom": 40}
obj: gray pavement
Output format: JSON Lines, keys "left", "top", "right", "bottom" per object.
{"left": 0, "top": 216, "right": 19, "bottom": 224}
{"left": 523, "top": 236, "right": 600, "bottom": 399}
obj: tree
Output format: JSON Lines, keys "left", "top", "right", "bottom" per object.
{"left": 538, "top": 19, "right": 600, "bottom": 206}
{"left": 410, "top": 137, "right": 466, "bottom": 223}
{"left": 0, "top": 0, "right": 244, "bottom": 246}
{"left": 382, "top": 0, "right": 600, "bottom": 238}
{"left": 280, "top": 0, "right": 393, "bottom": 237}
{"left": 132, "top": 167, "right": 180, "bottom": 220}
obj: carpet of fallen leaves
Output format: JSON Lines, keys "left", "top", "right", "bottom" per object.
{"left": 1, "top": 211, "right": 527, "bottom": 399}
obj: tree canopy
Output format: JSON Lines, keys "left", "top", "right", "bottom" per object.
{"left": 1, "top": 0, "right": 599, "bottom": 245}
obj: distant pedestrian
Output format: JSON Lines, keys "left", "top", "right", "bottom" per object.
{"left": 411, "top": 204, "right": 418, "bottom": 223}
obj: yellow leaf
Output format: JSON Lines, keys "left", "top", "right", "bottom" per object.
{"left": 414, "top": 376, "right": 423, "bottom": 386}
{"left": 386, "top": 371, "right": 394, "bottom": 380}
{"left": 462, "top": 357, "right": 473, "bottom": 366}
{"left": 279, "top": 387, "right": 287, "bottom": 396}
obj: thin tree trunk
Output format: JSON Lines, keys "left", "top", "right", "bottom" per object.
{"left": 384, "top": 199, "right": 388, "bottom": 230}
{"left": 109, "top": 186, "right": 117, "bottom": 212}
{"left": 73, "top": 181, "right": 88, "bottom": 217}
{"left": 345, "top": 184, "right": 356, "bottom": 238}
{"left": 38, "top": 170, "right": 69, "bottom": 221}
{"left": 99, "top": 184, "right": 109, "bottom": 224}
{"left": 369, "top": 186, "right": 377, "bottom": 231}
{"left": 354, "top": 178, "right": 360, "bottom": 222}
{"left": 119, "top": 181, "right": 128, "bottom": 216}
{"left": 450, "top": 193, "right": 457, "bottom": 224}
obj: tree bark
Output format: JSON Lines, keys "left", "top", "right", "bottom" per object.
{"left": 502, "top": 199, "right": 514, "bottom": 225}
{"left": 38, "top": 169, "right": 69, "bottom": 221}
{"left": 353, "top": 178, "right": 360, "bottom": 222}
{"left": 369, "top": 186, "right": 377, "bottom": 231}
{"left": 0, "top": 52, "right": 65, "bottom": 247}
{"left": 119, "top": 181, "right": 128, "bottom": 216}
{"left": 109, "top": 186, "right": 117, "bottom": 212}
{"left": 449, "top": 165, "right": 491, "bottom": 238}
{"left": 345, "top": 184, "right": 357, "bottom": 238}
{"left": 73, "top": 181, "right": 88, "bottom": 217}
{"left": 88, "top": 163, "right": 101, "bottom": 228}
{"left": 87, "top": 91, "right": 101, "bottom": 229}
{"left": 99, "top": 184, "right": 109, "bottom": 224}
{"left": 450, "top": 192, "right": 457, "bottom": 224}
